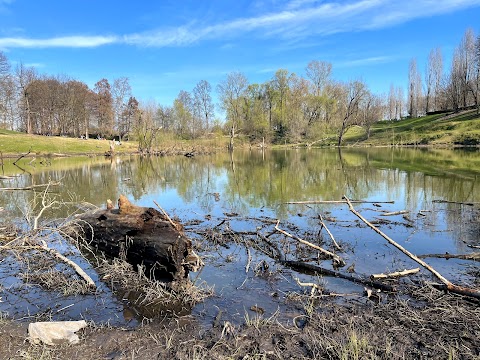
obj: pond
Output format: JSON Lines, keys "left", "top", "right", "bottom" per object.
{"left": 0, "top": 148, "right": 479, "bottom": 328}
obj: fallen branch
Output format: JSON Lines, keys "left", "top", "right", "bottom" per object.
{"left": 275, "top": 220, "right": 345, "bottom": 268}
{"left": 318, "top": 213, "right": 341, "bottom": 251}
{"left": 371, "top": 268, "right": 420, "bottom": 280}
{"left": 153, "top": 200, "right": 179, "bottom": 231}
{"left": 13, "top": 149, "right": 31, "bottom": 165}
{"left": 0, "top": 182, "right": 60, "bottom": 191}
{"left": 418, "top": 253, "right": 480, "bottom": 261}
{"left": 38, "top": 240, "right": 95, "bottom": 288}
{"left": 281, "top": 260, "right": 395, "bottom": 292}
{"left": 344, "top": 195, "right": 480, "bottom": 300}
{"left": 381, "top": 210, "right": 409, "bottom": 216}
{"left": 286, "top": 200, "right": 394, "bottom": 205}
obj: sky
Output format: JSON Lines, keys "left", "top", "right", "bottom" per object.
{"left": 0, "top": 0, "right": 479, "bottom": 108}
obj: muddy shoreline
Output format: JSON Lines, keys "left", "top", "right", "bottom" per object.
{"left": 0, "top": 285, "right": 478, "bottom": 359}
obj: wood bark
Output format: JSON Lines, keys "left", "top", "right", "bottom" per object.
{"left": 70, "top": 195, "right": 202, "bottom": 281}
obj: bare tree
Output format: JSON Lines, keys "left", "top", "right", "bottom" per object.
{"left": 93, "top": 79, "right": 114, "bottom": 138}
{"left": 426, "top": 48, "right": 443, "bottom": 113}
{"left": 193, "top": 80, "right": 214, "bottom": 133}
{"left": 15, "top": 63, "right": 37, "bottom": 134}
{"left": 305, "top": 60, "right": 332, "bottom": 96}
{"left": 408, "top": 59, "right": 422, "bottom": 118}
{"left": 217, "top": 71, "right": 248, "bottom": 150}
{"left": 361, "top": 92, "right": 384, "bottom": 138}
{"left": 112, "top": 77, "right": 132, "bottom": 139}
{"left": 337, "top": 80, "right": 367, "bottom": 146}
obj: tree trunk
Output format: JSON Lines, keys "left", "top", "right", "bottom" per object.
{"left": 69, "top": 196, "right": 202, "bottom": 281}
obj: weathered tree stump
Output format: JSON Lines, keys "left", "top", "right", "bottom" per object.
{"left": 72, "top": 195, "right": 202, "bottom": 281}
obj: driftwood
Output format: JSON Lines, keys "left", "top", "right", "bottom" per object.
{"left": 281, "top": 260, "right": 395, "bottom": 293}
{"left": 418, "top": 253, "right": 480, "bottom": 261}
{"left": 371, "top": 268, "right": 420, "bottom": 280}
{"left": 381, "top": 210, "right": 409, "bottom": 216}
{"left": 0, "top": 182, "right": 60, "bottom": 191}
{"left": 344, "top": 196, "right": 480, "bottom": 300}
{"left": 286, "top": 200, "right": 394, "bottom": 205}
{"left": 71, "top": 195, "right": 202, "bottom": 281}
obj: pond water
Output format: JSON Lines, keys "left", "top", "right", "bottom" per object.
{"left": 0, "top": 148, "right": 479, "bottom": 327}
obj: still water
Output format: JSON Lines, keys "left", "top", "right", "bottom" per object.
{"left": 0, "top": 148, "right": 479, "bottom": 326}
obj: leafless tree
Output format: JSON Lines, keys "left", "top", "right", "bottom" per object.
{"left": 15, "top": 63, "right": 37, "bottom": 134}
{"left": 426, "top": 48, "right": 443, "bottom": 113}
{"left": 217, "top": 71, "right": 248, "bottom": 150}
{"left": 193, "top": 80, "right": 214, "bottom": 133}
{"left": 305, "top": 60, "right": 332, "bottom": 96}
{"left": 408, "top": 59, "right": 423, "bottom": 118}
{"left": 112, "top": 77, "right": 132, "bottom": 139}
{"left": 337, "top": 80, "right": 367, "bottom": 146}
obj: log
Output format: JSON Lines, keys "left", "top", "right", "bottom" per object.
{"left": 281, "top": 260, "right": 396, "bottom": 293}
{"left": 70, "top": 195, "right": 202, "bottom": 281}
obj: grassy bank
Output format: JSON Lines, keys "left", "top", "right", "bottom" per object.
{"left": 343, "top": 109, "right": 480, "bottom": 146}
{"left": 1, "top": 109, "right": 479, "bottom": 155}
{"left": 0, "top": 129, "right": 138, "bottom": 156}
{"left": 0, "top": 130, "right": 230, "bottom": 156}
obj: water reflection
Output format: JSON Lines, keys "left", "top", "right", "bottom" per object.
{"left": 0, "top": 148, "right": 479, "bottom": 324}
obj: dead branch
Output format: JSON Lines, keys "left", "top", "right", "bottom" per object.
{"left": 281, "top": 260, "right": 395, "bottom": 292}
{"left": 344, "top": 196, "right": 480, "bottom": 300}
{"left": 418, "top": 253, "right": 480, "bottom": 261}
{"left": 153, "top": 200, "right": 179, "bottom": 231}
{"left": 32, "top": 239, "right": 95, "bottom": 288}
{"left": 286, "top": 200, "right": 394, "bottom": 205}
{"left": 371, "top": 268, "right": 420, "bottom": 280}
{"left": 13, "top": 149, "right": 31, "bottom": 165}
{"left": 381, "top": 210, "right": 409, "bottom": 216}
{"left": 274, "top": 220, "right": 345, "bottom": 267}
{"left": 0, "top": 182, "right": 60, "bottom": 191}
{"left": 318, "top": 213, "right": 342, "bottom": 251}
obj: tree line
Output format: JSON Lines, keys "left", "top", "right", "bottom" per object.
{"left": 0, "top": 27, "right": 479, "bottom": 151}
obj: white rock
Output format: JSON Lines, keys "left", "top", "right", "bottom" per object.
{"left": 28, "top": 320, "right": 88, "bottom": 345}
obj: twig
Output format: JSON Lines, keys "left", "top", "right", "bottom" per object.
{"left": 294, "top": 277, "right": 322, "bottom": 296}
{"left": 153, "top": 200, "right": 179, "bottom": 230}
{"left": 344, "top": 195, "right": 480, "bottom": 300}
{"left": 274, "top": 220, "right": 345, "bottom": 267}
{"left": 371, "top": 268, "right": 420, "bottom": 280}
{"left": 286, "top": 200, "right": 394, "bottom": 205}
{"left": 318, "top": 213, "right": 341, "bottom": 251}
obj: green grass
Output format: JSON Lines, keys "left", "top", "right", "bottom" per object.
{"left": 0, "top": 129, "right": 232, "bottom": 156}
{"left": 342, "top": 109, "right": 480, "bottom": 146}
{"left": 0, "top": 130, "right": 138, "bottom": 155}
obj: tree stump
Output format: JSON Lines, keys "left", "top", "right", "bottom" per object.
{"left": 72, "top": 195, "right": 202, "bottom": 281}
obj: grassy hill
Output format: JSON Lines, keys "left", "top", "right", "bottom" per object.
{"left": 343, "top": 109, "right": 480, "bottom": 146}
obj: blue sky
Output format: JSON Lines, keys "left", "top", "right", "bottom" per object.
{"left": 0, "top": 0, "right": 479, "bottom": 107}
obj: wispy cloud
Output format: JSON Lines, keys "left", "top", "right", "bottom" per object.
{"left": 0, "top": 0, "right": 479, "bottom": 49}
{"left": 337, "top": 56, "right": 394, "bottom": 68}
{"left": 0, "top": 35, "right": 118, "bottom": 48}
